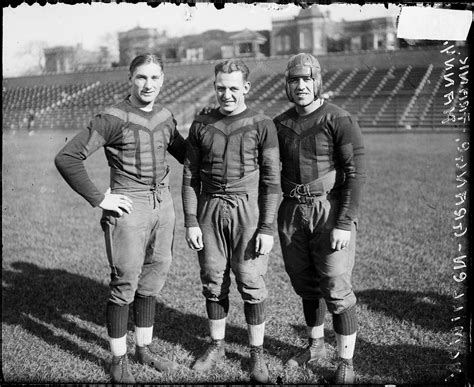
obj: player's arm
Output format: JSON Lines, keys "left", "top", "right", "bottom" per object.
{"left": 255, "top": 119, "right": 281, "bottom": 255}
{"left": 330, "top": 114, "right": 366, "bottom": 250}
{"left": 54, "top": 114, "right": 133, "bottom": 215}
{"left": 182, "top": 121, "right": 203, "bottom": 250}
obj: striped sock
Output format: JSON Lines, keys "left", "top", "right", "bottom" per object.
{"left": 244, "top": 301, "right": 266, "bottom": 325}
{"left": 133, "top": 294, "right": 156, "bottom": 328}
{"left": 206, "top": 298, "right": 229, "bottom": 320}
{"left": 333, "top": 306, "right": 357, "bottom": 335}
{"left": 106, "top": 302, "right": 129, "bottom": 338}
{"left": 302, "top": 298, "right": 327, "bottom": 327}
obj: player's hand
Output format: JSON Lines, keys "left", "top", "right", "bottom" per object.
{"left": 196, "top": 104, "right": 218, "bottom": 116}
{"left": 330, "top": 228, "right": 351, "bottom": 251}
{"left": 186, "top": 227, "right": 204, "bottom": 251}
{"left": 99, "top": 189, "right": 133, "bottom": 217}
{"left": 255, "top": 233, "right": 274, "bottom": 256}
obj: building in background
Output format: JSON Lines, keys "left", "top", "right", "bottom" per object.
{"left": 271, "top": 7, "right": 398, "bottom": 56}
{"left": 44, "top": 44, "right": 112, "bottom": 73}
{"left": 118, "top": 26, "right": 168, "bottom": 66}
{"left": 43, "top": 4, "right": 450, "bottom": 74}
{"left": 44, "top": 46, "right": 76, "bottom": 74}
{"left": 341, "top": 17, "right": 397, "bottom": 51}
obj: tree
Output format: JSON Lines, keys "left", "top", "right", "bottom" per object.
{"left": 16, "top": 41, "right": 48, "bottom": 76}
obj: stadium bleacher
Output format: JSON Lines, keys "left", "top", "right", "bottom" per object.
{"left": 2, "top": 48, "right": 466, "bottom": 132}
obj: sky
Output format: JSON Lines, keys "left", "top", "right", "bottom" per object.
{"left": 3, "top": 2, "right": 402, "bottom": 77}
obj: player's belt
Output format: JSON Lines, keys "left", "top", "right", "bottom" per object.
{"left": 201, "top": 169, "right": 259, "bottom": 195}
{"left": 110, "top": 165, "right": 170, "bottom": 194}
{"left": 282, "top": 170, "right": 336, "bottom": 203}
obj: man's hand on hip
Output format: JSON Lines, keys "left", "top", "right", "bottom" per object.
{"left": 99, "top": 188, "right": 133, "bottom": 217}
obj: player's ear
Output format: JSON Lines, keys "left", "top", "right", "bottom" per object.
{"left": 243, "top": 81, "right": 251, "bottom": 95}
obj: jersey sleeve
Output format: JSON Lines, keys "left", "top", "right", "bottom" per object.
{"left": 257, "top": 118, "right": 281, "bottom": 235}
{"left": 181, "top": 120, "right": 202, "bottom": 228}
{"left": 54, "top": 113, "right": 120, "bottom": 207}
{"left": 332, "top": 114, "right": 366, "bottom": 230}
{"left": 167, "top": 113, "right": 187, "bottom": 164}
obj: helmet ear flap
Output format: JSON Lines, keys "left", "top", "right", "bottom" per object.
{"left": 313, "top": 73, "right": 322, "bottom": 99}
{"left": 285, "top": 81, "right": 293, "bottom": 102}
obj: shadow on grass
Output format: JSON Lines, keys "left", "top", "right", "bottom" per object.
{"left": 2, "top": 261, "right": 302, "bottom": 370}
{"left": 355, "top": 336, "right": 460, "bottom": 384}
{"left": 2, "top": 261, "right": 110, "bottom": 367}
{"left": 357, "top": 288, "right": 453, "bottom": 333}
{"left": 4, "top": 262, "right": 456, "bottom": 383}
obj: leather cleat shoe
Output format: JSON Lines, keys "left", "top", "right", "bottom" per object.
{"left": 286, "top": 337, "right": 326, "bottom": 367}
{"left": 334, "top": 357, "right": 356, "bottom": 384}
{"left": 136, "top": 345, "right": 178, "bottom": 372}
{"left": 110, "top": 354, "right": 136, "bottom": 384}
{"left": 249, "top": 345, "right": 269, "bottom": 384}
{"left": 192, "top": 339, "right": 225, "bottom": 372}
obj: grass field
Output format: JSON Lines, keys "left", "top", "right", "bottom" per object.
{"left": 2, "top": 128, "right": 469, "bottom": 384}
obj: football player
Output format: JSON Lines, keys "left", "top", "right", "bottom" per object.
{"left": 55, "top": 53, "right": 186, "bottom": 383}
{"left": 182, "top": 58, "right": 280, "bottom": 383}
{"left": 274, "top": 53, "right": 366, "bottom": 384}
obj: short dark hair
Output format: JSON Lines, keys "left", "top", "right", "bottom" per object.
{"left": 129, "top": 53, "right": 163, "bottom": 75}
{"left": 214, "top": 59, "right": 250, "bottom": 81}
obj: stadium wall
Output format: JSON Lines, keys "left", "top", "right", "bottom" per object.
{"left": 3, "top": 45, "right": 459, "bottom": 88}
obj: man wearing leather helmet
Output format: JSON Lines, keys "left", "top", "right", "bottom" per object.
{"left": 274, "top": 53, "right": 366, "bottom": 384}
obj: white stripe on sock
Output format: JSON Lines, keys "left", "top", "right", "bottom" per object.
{"left": 307, "top": 324, "right": 324, "bottom": 339}
{"left": 336, "top": 332, "right": 356, "bottom": 359}
{"left": 247, "top": 322, "right": 265, "bottom": 347}
{"left": 135, "top": 326, "right": 153, "bottom": 347}
{"left": 109, "top": 335, "right": 127, "bottom": 357}
{"left": 209, "top": 318, "right": 226, "bottom": 340}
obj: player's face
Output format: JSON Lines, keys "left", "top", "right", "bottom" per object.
{"left": 214, "top": 71, "right": 250, "bottom": 116}
{"left": 129, "top": 62, "right": 164, "bottom": 109}
{"left": 288, "top": 76, "right": 316, "bottom": 108}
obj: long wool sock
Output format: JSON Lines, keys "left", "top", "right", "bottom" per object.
{"left": 244, "top": 301, "right": 265, "bottom": 325}
{"left": 333, "top": 306, "right": 357, "bottom": 359}
{"left": 302, "top": 298, "right": 327, "bottom": 327}
{"left": 106, "top": 302, "right": 129, "bottom": 338}
{"left": 109, "top": 334, "right": 127, "bottom": 357}
{"left": 302, "top": 298, "right": 326, "bottom": 340}
{"left": 333, "top": 306, "right": 357, "bottom": 336}
{"left": 133, "top": 294, "right": 156, "bottom": 328}
{"left": 206, "top": 298, "right": 229, "bottom": 320}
